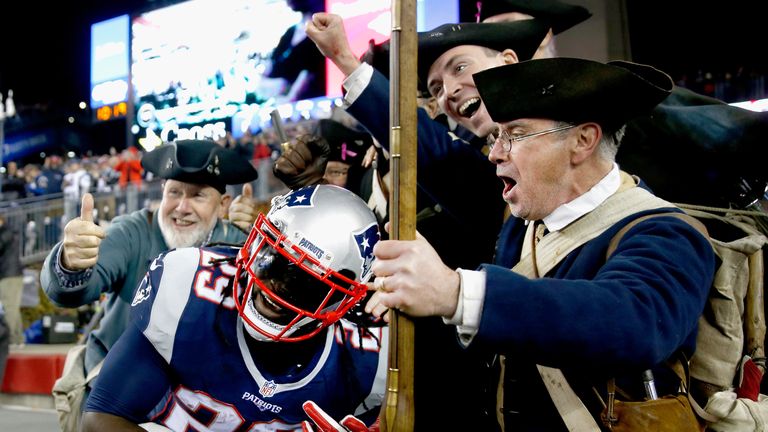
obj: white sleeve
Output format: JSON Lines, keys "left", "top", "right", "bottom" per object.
{"left": 443, "top": 268, "right": 486, "bottom": 346}
{"left": 341, "top": 63, "right": 374, "bottom": 107}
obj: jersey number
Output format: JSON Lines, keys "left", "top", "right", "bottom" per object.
{"left": 163, "top": 387, "right": 298, "bottom": 432}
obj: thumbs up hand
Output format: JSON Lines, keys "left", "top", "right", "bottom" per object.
{"left": 229, "top": 182, "right": 258, "bottom": 233}
{"left": 61, "top": 193, "right": 107, "bottom": 271}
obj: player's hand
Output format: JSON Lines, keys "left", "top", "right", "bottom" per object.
{"left": 229, "top": 183, "right": 258, "bottom": 233}
{"left": 273, "top": 135, "right": 330, "bottom": 190}
{"left": 61, "top": 193, "right": 106, "bottom": 271}
{"left": 301, "top": 401, "right": 379, "bottom": 432}
{"left": 306, "top": 13, "right": 361, "bottom": 76}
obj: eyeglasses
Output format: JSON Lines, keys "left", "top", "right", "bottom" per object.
{"left": 487, "top": 124, "right": 577, "bottom": 153}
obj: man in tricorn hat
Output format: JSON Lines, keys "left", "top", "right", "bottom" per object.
{"left": 478, "top": 0, "right": 591, "bottom": 59}
{"left": 305, "top": 15, "right": 548, "bottom": 429}
{"left": 476, "top": 0, "right": 768, "bottom": 210}
{"left": 41, "top": 139, "right": 258, "bottom": 422}
{"left": 364, "top": 58, "right": 715, "bottom": 431}
{"left": 315, "top": 119, "right": 373, "bottom": 192}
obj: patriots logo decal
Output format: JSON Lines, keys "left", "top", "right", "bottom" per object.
{"left": 285, "top": 185, "right": 317, "bottom": 208}
{"left": 269, "top": 185, "right": 318, "bottom": 213}
{"left": 353, "top": 223, "right": 380, "bottom": 282}
{"left": 131, "top": 274, "right": 152, "bottom": 306}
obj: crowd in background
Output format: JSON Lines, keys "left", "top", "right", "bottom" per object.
{"left": 0, "top": 118, "right": 319, "bottom": 205}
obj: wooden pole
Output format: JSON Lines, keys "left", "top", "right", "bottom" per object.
{"left": 380, "top": 0, "right": 417, "bottom": 430}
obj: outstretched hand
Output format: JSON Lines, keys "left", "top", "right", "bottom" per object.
{"left": 61, "top": 193, "right": 106, "bottom": 271}
{"left": 301, "top": 401, "right": 379, "bottom": 432}
{"left": 273, "top": 135, "right": 331, "bottom": 190}
{"left": 229, "top": 183, "right": 258, "bottom": 233}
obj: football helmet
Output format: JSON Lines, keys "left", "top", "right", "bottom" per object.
{"left": 235, "top": 185, "right": 380, "bottom": 342}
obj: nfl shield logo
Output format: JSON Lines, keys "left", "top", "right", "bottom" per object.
{"left": 260, "top": 380, "right": 278, "bottom": 398}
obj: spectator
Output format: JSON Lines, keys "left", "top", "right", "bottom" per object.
{"left": 0, "top": 214, "right": 24, "bottom": 346}
{"left": 36, "top": 155, "right": 65, "bottom": 195}
{"left": 61, "top": 159, "right": 93, "bottom": 223}
{"left": 113, "top": 147, "right": 143, "bottom": 190}
{"left": 1, "top": 161, "right": 28, "bottom": 201}
{"left": 316, "top": 119, "right": 373, "bottom": 194}
{"left": 41, "top": 139, "right": 259, "bottom": 426}
{"left": 478, "top": 0, "right": 591, "bottom": 59}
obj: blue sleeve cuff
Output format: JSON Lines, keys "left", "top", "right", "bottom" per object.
{"left": 54, "top": 246, "right": 93, "bottom": 289}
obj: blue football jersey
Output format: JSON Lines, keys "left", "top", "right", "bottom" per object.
{"left": 87, "top": 246, "right": 387, "bottom": 431}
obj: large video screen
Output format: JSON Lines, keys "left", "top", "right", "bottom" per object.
{"left": 90, "top": 14, "right": 130, "bottom": 122}
{"left": 131, "top": 0, "right": 458, "bottom": 148}
{"left": 132, "top": 0, "right": 331, "bottom": 147}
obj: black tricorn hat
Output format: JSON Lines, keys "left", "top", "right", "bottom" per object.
{"left": 473, "top": 58, "right": 673, "bottom": 132}
{"left": 316, "top": 119, "right": 373, "bottom": 165}
{"left": 141, "top": 139, "right": 258, "bottom": 193}
{"left": 418, "top": 20, "right": 549, "bottom": 94}
{"left": 360, "top": 20, "right": 549, "bottom": 95}
{"left": 477, "top": 0, "right": 592, "bottom": 34}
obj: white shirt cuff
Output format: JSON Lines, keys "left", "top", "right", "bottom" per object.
{"left": 342, "top": 63, "right": 374, "bottom": 107}
{"left": 443, "top": 268, "right": 486, "bottom": 345}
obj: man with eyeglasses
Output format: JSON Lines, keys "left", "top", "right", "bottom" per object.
{"left": 315, "top": 119, "right": 373, "bottom": 195}
{"left": 477, "top": 0, "right": 768, "bottom": 212}
{"left": 305, "top": 14, "right": 550, "bottom": 430}
{"left": 364, "top": 58, "right": 714, "bottom": 431}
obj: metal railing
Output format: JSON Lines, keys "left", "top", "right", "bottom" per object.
{"left": 0, "top": 158, "right": 288, "bottom": 266}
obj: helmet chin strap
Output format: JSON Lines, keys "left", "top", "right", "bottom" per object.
{"left": 242, "top": 295, "right": 317, "bottom": 342}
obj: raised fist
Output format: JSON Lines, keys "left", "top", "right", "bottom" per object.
{"left": 273, "top": 134, "right": 331, "bottom": 190}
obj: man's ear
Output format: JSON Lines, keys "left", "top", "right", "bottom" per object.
{"left": 571, "top": 123, "right": 602, "bottom": 165}
{"left": 500, "top": 49, "right": 519, "bottom": 65}
{"left": 219, "top": 194, "right": 233, "bottom": 218}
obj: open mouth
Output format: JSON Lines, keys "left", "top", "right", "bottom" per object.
{"left": 255, "top": 290, "right": 290, "bottom": 323}
{"left": 500, "top": 175, "right": 517, "bottom": 196}
{"left": 172, "top": 218, "right": 196, "bottom": 227}
{"left": 458, "top": 97, "right": 481, "bottom": 118}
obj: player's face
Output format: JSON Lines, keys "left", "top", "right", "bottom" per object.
{"left": 426, "top": 45, "right": 507, "bottom": 138}
{"left": 158, "top": 180, "right": 227, "bottom": 249}
{"left": 249, "top": 244, "right": 343, "bottom": 326}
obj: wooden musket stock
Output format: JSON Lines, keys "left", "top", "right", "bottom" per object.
{"left": 380, "top": 0, "right": 417, "bottom": 430}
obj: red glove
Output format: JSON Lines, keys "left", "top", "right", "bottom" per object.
{"left": 301, "top": 401, "right": 379, "bottom": 432}
{"left": 273, "top": 134, "right": 330, "bottom": 190}
{"left": 735, "top": 355, "right": 764, "bottom": 401}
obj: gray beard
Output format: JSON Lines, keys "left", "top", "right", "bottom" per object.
{"left": 158, "top": 212, "right": 217, "bottom": 249}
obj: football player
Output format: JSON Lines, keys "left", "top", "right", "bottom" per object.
{"left": 82, "top": 185, "right": 386, "bottom": 432}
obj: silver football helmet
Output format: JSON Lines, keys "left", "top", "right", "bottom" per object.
{"left": 235, "top": 184, "right": 381, "bottom": 342}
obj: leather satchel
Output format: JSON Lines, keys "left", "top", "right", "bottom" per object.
{"left": 601, "top": 394, "right": 702, "bottom": 432}
{"left": 599, "top": 356, "right": 704, "bottom": 432}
